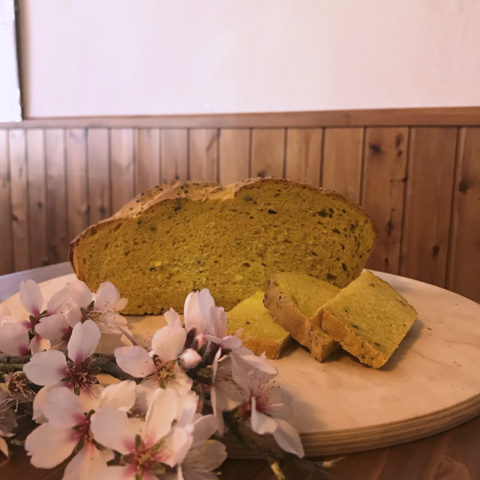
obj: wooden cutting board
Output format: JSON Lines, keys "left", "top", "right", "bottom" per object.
{"left": 2, "top": 271, "right": 480, "bottom": 457}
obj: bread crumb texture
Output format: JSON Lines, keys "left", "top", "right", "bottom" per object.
{"left": 70, "top": 178, "right": 376, "bottom": 314}
{"left": 226, "top": 290, "right": 290, "bottom": 359}
{"left": 320, "top": 270, "right": 418, "bottom": 368}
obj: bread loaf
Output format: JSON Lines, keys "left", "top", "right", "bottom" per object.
{"left": 69, "top": 178, "right": 376, "bottom": 314}
{"left": 264, "top": 273, "right": 340, "bottom": 361}
{"left": 226, "top": 290, "right": 290, "bottom": 359}
{"left": 318, "top": 270, "right": 418, "bottom": 368}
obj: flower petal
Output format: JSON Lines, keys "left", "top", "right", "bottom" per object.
{"left": 183, "top": 439, "right": 227, "bottom": 472}
{"left": 162, "top": 427, "right": 192, "bottom": 467}
{"left": 24, "top": 350, "right": 67, "bottom": 386}
{"left": 164, "top": 308, "right": 181, "bottom": 327}
{"left": 29, "top": 334, "right": 50, "bottom": 354}
{"left": 151, "top": 325, "right": 186, "bottom": 362}
{"left": 250, "top": 397, "right": 277, "bottom": 434}
{"left": 63, "top": 443, "right": 114, "bottom": 480}
{"left": 179, "top": 348, "right": 202, "bottom": 369}
{"left": 68, "top": 320, "right": 101, "bottom": 364}
{"left": 91, "top": 407, "right": 142, "bottom": 454}
{"left": 192, "top": 415, "right": 218, "bottom": 447}
{"left": 145, "top": 388, "right": 178, "bottom": 444}
{"left": 19, "top": 279, "right": 43, "bottom": 316}
{"left": 99, "top": 380, "right": 136, "bottom": 411}
{"left": 42, "top": 387, "right": 84, "bottom": 427}
{"left": 264, "top": 385, "right": 293, "bottom": 420}
{"left": 94, "top": 282, "right": 120, "bottom": 311}
{"left": 93, "top": 465, "right": 134, "bottom": 480}
{"left": 0, "top": 322, "right": 30, "bottom": 355}
{"left": 114, "top": 346, "right": 155, "bottom": 378}
{"left": 35, "top": 313, "right": 69, "bottom": 341}
{"left": 67, "top": 280, "right": 93, "bottom": 309}
{"left": 25, "top": 423, "right": 77, "bottom": 468}
{"left": 183, "top": 291, "right": 206, "bottom": 333}
{"left": 272, "top": 418, "right": 304, "bottom": 458}
{"left": 46, "top": 287, "right": 71, "bottom": 314}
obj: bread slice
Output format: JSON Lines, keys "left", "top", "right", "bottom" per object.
{"left": 226, "top": 290, "right": 290, "bottom": 359}
{"left": 69, "top": 178, "right": 376, "bottom": 314}
{"left": 318, "top": 270, "right": 418, "bottom": 368}
{"left": 264, "top": 273, "right": 340, "bottom": 361}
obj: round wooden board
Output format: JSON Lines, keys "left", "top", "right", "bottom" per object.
{"left": 2, "top": 271, "right": 480, "bottom": 457}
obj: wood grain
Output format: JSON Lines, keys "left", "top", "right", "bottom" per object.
{"left": 162, "top": 129, "right": 188, "bottom": 182}
{"left": 3, "top": 106, "right": 479, "bottom": 129}
{"left": 322, "top": 128, "right": 364, "bottom": 203}
{"left": 251, "top": 128, "right": 285, "bottom": 178}
{"left": 447, "top": 127, "right": 480, "bottom": 302}
{"left": 8, "top": 129, "right": 29, "bottom": 270}
{"left": 189, "top": 129, "right": 219, "bottom": 182}
{"left": 0, "top": 130, "right": 14, "bottom": 274}
{"left": 285, "top": 128, "right": 323, "bottom": 185}
{"left": 45, "top": 129, "right": 68, "bottom": 263}
{"left": 135, "top": 128, "right": 161, "bottom": 194}
{"left": 218, "top": 129, "right": 250, "bottom": 184}
{"left": 87, "top": 128, "right": 111, "bottom": 224}
{"left": 26, "top": 129, "right": 48, "bottom": 267}
{"left": 110, "top": 128, "right": 135, "bottom": 212}
{"left": 362, "top": 128, "right": 408, "bottom": 274}
{"left": 400, "top": 127, "right": 457, "bottom": 287}
{"left": 65, "top": 129, "right": 89, "bottom": 242}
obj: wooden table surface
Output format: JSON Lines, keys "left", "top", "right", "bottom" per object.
{"left": 1, "top": 263, "right": 479, "bottom": 480}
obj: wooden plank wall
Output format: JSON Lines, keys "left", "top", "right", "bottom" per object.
{"left": 0, "top": 109, "right": 479, "bottom": 302}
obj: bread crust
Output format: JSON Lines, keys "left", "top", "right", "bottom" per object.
{"left": 264, "top": 278, "right": 339, "bottom": 362}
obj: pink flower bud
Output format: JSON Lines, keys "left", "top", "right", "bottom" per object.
{"left": 179, "top": 348, "right": 202, "bottom": 369}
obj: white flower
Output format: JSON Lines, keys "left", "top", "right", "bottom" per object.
{"left": 25, "top": 382, "right": 135, "bottom": 477}
{"left": 91, "top": 388, "right": 191, "bottom": 479}
{"left": 67, "top": 280, "right": 129, "bottom": 335}
{"left": 0, "top": 320, "right": 30, "bottom": 355}
{"left": 24, "top": 320, "right": 102, "bottom": 411}
{"left": 115, "top": 324, "right": 192, "bottom": 397}
{"left": 178, "top": 414, "right": 227, "bottom": 480}
{"left": 233, "top": 364, "right": 304, "bottom": 458}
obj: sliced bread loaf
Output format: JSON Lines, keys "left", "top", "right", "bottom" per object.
{"left": 318, "top": 270, "right": 418, "bottom": 368}
{"left": 264, "top": 272, "right": 340, "bottom": 361}
{"left": 69, "top": 178, "right": 376, "bottom": 314}
{"left": 226, "top": 290, "right": 290, "bottom": 359}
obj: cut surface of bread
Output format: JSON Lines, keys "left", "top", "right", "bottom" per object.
{"left": 70, "top": 178, "right": 376, "bottom": 314}
{"left": 226, "top": 290, "right": 290, "bottom": 359}
{"left": 264, "top": 272, "right": 340, "bottom": 361}
{"left": 319, "top": 270, "right": 418, "bottom": 368}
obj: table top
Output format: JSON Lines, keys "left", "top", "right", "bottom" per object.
{"left": 1, "top": 263, "right": 479, "bottom": 480}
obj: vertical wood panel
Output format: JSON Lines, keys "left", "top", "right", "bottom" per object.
{"left": 251, "top": 128, "right": 285, "bottom": 178}
{"left": 135, "top": 128, "right": 161, "bottom": 194}
{"left": 162, "top": 129, "right": 188, "bottom": 182}
{"left": 323, "top": 128, "right": 364, "bottom": 203}
{"left": 362, "top": 128, "right": 408, "bottom": 274}
{"left": 9, "top": 129, "right": 29, "bottom": 270}
{"left": 447, "top": 127, "right": 480, "bottom": 301}
{"left": 285, "top": 128, "right": 323, "bottom": 185}
{"left": 110, "top": 128, "right": 135, "bottom": 212}
{"left": 400, "top": 127, "right": 457, "bottom": 286}
{"left": 189, "top": 129, "right": 219, "bottom": 182}
{"left": 0, "top": 130, "right": 14, "bottom": 274}
{"left": 87, "top": 128, "right": 111, "bottom": 224}
{"left": 218, "top": 129, "right": 250, "bottom": 184}
{"left": 66, "top": 129, "right": 88, "bottom": 242}
{"left": 45, "top": 129, "right": 68, "bottom": 263}
{"left": 26, "top": 129, "right": 48, "bottom": 267}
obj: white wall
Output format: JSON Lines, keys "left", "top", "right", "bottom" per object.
{"left": 0, "top": 0, "right": 21, "bottom": 121}
{"left": 19, "top": 0, "right": 480, "bottom": 117}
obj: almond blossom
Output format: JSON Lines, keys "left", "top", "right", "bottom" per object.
{"left": 67, "top": 280, "right": 130, "bottom": 335}
{"left": 24, "top": 320, "right": 102, "bottom": 411}
{"left": 25, "top": 381, "right": 136, "bottom": 479}
{"left": 114, "top": 323, "right": 192, "bottom": 398}
{"left": 91, "top": 388, "right": 191, "bottom": 479}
